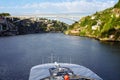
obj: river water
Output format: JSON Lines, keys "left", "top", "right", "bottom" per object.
{"left": 0, "top": 33, "right": 120, "bottom": 80}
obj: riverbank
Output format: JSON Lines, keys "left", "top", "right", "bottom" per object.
{"left": 64, "top": 1, "right": 120, "bottom": 42}
{"left": 65, "top": 31, "right": 120, "bottom": 42}
{"left": 0, "top": 17, "right": 68, "bottom": 36}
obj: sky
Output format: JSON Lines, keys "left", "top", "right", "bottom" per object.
{"left": 0, "top": 0, "right": 118, "bottom": 15}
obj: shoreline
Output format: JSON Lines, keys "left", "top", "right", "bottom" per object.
{"left": 0, "top": 31, "right": 120, "bottom": 42}
{"left": 64, "top": 31, "right": 120, "bottom": 42}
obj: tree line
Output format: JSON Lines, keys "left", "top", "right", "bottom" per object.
{"left": 0, "top": 13, "right": 11, "bottom": 16}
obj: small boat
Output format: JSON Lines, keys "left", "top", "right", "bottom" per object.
{"left": 29, "top": 62, "right": 103, "bottom": 80}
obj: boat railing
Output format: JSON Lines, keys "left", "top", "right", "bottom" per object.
{"left": 40, "top": 54, "right": 73, "bottom": 64}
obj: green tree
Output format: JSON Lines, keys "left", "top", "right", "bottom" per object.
{"left": 114, "top": 0, "right": 120, "bottom": 8}
{"left": 0, "top": 13, "right": 11, "bottom": 16}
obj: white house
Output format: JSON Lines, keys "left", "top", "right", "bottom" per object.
{"left": 92, "top": 25, "right": 100, "bottom": 30}
{"left": 91, "top": 16, "right": 96, "bottom": 20}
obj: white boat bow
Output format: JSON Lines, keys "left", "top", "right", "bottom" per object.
{"left": 29, "top": 63, "right": 102, "bottom": 80}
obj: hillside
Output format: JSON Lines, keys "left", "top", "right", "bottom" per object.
{"left": 65, "top": 0, "right": 120, "bottom": 41}
{"left": 0, "top": 16, "right": 68, "bottom": 36}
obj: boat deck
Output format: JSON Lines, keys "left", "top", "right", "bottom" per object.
{"left": 41, "top": 75, "right": 95, "bottom": 80}
{"left": 29, "top": 63, "right": 102, "bottom": 80}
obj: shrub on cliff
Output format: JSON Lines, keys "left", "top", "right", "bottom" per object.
{"left": 0, "top": 13, "right": 10, "bottom": 16}
{"left": 114, "top": 0, "right": 120, "bottom": 8}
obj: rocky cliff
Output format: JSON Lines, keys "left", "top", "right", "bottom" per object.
{"left": 65, "top": 0, "right": 120, "bottom": 42}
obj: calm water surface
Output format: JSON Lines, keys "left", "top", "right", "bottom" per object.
{"left": 0, "top": 33, "right": 120, "bottom": 80}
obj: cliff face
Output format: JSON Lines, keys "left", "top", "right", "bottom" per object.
{"left": 0, "top": 17, "right": 68, "bottom": 36}
{"left": 65, "top": 0, "right": 120, "bottom": 41}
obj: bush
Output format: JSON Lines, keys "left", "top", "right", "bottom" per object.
{"left": 80, "top": 30, "right": 86, "bottom": 36}
{"left": 101, "top": 17, "right": 115, "bottom": 33}
{"left": 114, "top": 0, "right": 120, "bottom": 8}
{"left": 0, "top": 13, "right": 10, "bottom": 16}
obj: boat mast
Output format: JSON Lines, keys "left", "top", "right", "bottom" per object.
{"left": 50, "top": 54, "right": 54, "bottom": 63}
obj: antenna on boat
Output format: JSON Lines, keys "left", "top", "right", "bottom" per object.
{"left": 49, "top": 53, "right": 55, "bottom": 63}
{"left": 70, "top": 56, "right": 72, "bottom": 63}
{"left": 57, "top": 56, "right": 60, "bottom": 62}
{"left": 50, "top": 53, "right": 53, "bottom": 63}
{"left": 41, "top": 57, "right": 44, "bottom": 64}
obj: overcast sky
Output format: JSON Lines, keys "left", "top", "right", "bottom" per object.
{"left": 0, "top": 0, "right": 118, "bottom": 15}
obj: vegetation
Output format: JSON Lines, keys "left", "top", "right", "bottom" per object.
{"left": 0, "top": 13, "right": 68, "bottom": 36}
{"left": 114, "top": 0, "right": 120, "bottom": 8}
{"left": 65, "top": 0, "right": 120, "bottom": 41}
{"left": 0, "top": 13, "right": 10, "bottom": 16}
